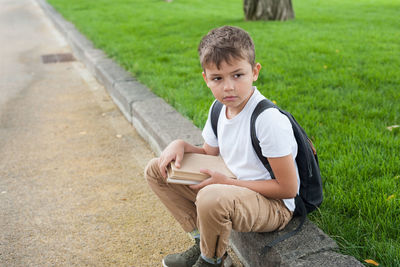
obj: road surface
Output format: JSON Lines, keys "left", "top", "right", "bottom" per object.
{"left": 0, "top": 0, "right": 191, "bottom": 266}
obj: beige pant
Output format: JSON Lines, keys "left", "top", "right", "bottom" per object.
{"left": 145, "top": 158, "right": 293, "bottom": 259}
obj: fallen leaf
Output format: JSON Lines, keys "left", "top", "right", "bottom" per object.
{"left": 386, "top": 125, "right": 399, "bottom": 131}
{"left": 323, "top": 65, "right": 328, "bottom": 69}
{"left": 272, "top": 100, "right": 277, "bottom": 105}
{"left": 364, "top": 259, "right": 379, "bottom": 266}
{"left": 386, "top": 194, "right": 395, "bottom": 201}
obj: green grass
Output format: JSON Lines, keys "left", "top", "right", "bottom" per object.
{"left": 47, "top": 0, "right": 400, "bottom": 265}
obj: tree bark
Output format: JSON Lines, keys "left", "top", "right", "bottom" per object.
{"left": 243, "top": 0, "right": 295, "bottom": 21}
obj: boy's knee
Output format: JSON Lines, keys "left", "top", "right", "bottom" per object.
{"left": 196, "top": 184, "right": 234, "bottom": 213}
{"left": 144, "top": 158, "right": 161, "bottom": 181}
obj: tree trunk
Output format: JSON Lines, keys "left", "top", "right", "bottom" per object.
{"left": 243, "top": 0, "right": 295, "bottom": 21}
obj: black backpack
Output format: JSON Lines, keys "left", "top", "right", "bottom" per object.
{"left": 210, "top": 99, "right": 323, "bottom": 252}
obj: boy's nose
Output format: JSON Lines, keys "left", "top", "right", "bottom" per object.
{"left": 223, "top": 79, "right": 234, "bottom": 91}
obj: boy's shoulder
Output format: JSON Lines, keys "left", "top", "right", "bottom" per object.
{"left": 253, "top": 104, "right": 293, "bottom": 137}
{"left": 256, "top": 106, "right": 288, "bottom": 122}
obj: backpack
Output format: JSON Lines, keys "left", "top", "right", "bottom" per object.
{"left": 210, "top": 98, "right": 323, "bottom": 253}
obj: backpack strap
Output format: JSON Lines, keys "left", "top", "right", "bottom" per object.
{"left": 210, "top": 100, "right": 223, "bottom": 139}
{"left": 250, "top": 99, "right": 308, "bottom": 253}
{"left": 250, "top": 99, "right": 276, "bottom": 178}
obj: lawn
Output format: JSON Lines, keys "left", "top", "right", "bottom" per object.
{"left": 47, "top": 0, "right": 400, "bottom": 265}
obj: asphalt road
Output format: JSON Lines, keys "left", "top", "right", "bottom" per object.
{"left": 0, "top": 0, "right": 191, "bottom": 266}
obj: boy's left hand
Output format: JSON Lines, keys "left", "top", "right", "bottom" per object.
{"left": 189, "top": 169, "right": 231, "bottom": 191}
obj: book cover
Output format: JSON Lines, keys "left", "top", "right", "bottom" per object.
{"left": 166, "top": 153, "right": 236, "bottom": 185}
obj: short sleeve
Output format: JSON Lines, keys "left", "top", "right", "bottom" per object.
{"left": 255, "top": 108, "right": 295, "bottom": 158}
{"left": 202, "top": 104, "right": 219, "bottom": 148}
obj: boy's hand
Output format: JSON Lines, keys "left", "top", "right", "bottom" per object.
{"left": 158, "top": 140, "right": 185, "bottom": 178}
{"left": 190, "top": 169, "right": 231, "bottom": 191}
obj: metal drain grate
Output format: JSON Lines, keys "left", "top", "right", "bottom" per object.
{"left": 41, "top": 53, "right": 76, "bottom": 64}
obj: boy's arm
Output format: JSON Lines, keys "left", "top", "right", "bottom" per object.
{"left": 191, "top": 154, "right": 298, "bottom": 199}
{"left": 245, "top": 154, "right": 298, "bottom": 199}
{"left": 158, "top": 140, "right": 219, "bottom": 178}
{"left": 202, "top": 142, "right": 219, "bottom": 156}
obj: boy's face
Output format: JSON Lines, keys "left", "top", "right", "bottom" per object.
{"left": 202, "top": 58, "right": 261, "bottom": 118}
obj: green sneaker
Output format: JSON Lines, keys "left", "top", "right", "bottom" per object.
{"left": 192, "top": 256, "right": 222, "bottom": 267}
{"left": 162, "top": 238, "right": 201, "bottom": 267}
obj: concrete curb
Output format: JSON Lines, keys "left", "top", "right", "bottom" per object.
{"left": 36, "top": 1, "right": 364, "bottom": 266}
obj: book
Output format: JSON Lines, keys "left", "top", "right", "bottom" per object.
{"left": 166, "top": 153, "right": 236, "bottom": 185}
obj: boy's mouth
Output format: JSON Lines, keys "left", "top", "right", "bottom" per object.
{"left": 223, "top": 96, "right": 238, "bottom": 101}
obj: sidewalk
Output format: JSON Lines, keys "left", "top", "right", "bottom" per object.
{"left": 34, "top": 0, "right": 364, "bottom": 266}
{"left": 0, "top": 0, "right": 191, "bottom": 266}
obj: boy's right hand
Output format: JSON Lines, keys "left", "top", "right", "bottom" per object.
{"left": 158, "top": 139, "right": 185, "bottom": 178}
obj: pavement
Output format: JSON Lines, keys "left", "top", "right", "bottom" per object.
{"left": 0, "top": 0, "right": 192, "bottom": 266}
{"left": 1, "top": 0, "right": 364, "bottom": 266}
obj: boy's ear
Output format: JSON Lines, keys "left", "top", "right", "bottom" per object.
{"left": 252, "top": 63, "right": 262, "bottom": 81}
{"left": 202, "top": 71, "right": 209, "bottom": 87}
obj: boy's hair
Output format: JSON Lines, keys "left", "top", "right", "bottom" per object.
{"left": 198, "top": 26, "right": 255, "bottom": 70}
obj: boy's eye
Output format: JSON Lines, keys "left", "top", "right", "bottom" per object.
{"left": 212, "top": 77, "right": 222, "bottom": 81}
{"left": 234, "top": 74, "right": 243, "bottom": 78}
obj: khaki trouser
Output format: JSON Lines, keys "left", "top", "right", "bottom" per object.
{"left": 144, "top": 158, "right": 293, "bottom": 259}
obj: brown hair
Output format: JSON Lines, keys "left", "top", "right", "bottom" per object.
{"left": 198, "top": 26, "right": 255, "bottom": 70}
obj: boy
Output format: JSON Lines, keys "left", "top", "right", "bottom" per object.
{"left": 145, "top": 26, "right": 299, "bottom": 267}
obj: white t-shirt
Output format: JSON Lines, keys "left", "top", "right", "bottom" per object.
{"left": 202, "top": 87, "right": 300, "bottom": 211}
